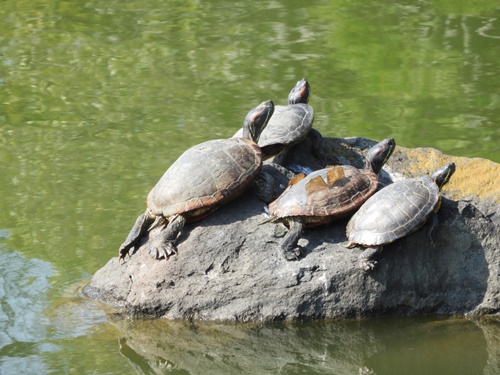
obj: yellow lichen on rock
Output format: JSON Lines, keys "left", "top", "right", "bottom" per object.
{"left": 389, "top": 146, "right": 500, "bottom": 203}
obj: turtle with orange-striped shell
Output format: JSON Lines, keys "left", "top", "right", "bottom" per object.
{"left": 267, "top": 138, "right": 396, "bottom": 260}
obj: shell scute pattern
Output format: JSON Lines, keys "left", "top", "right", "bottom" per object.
{"left": 258, "top": 103, "right": 314, "bottom": 147}
{"left": 347, "top": 176, "right": 439, "bottom": 246}
{"left": 147, "top": 138, "right": 262, "bottom": 218}
{"left": 269, "top": 165, "right": 378, "bottom": 219}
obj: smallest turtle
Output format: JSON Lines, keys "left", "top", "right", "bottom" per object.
{"left": 345, "top": 162, "right": 456, "bottom": 271}
{"left": 258, "top": 78, "right": 316, "bottom": 162}
{"left": 234, "top": 78, "right": 316, "bottom": 162}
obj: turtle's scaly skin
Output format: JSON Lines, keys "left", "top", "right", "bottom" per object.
{"left": 267, "top": 138, "right": 396, "bottom": 260}
{"left": 118, "top": 100, "right": 274, "bottom": 261}
{"left": 346, "top": 162, "right": 456, "bottom": 271}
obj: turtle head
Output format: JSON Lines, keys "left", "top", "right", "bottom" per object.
{"left": 242, "top": 100, "right": 274, "bottom": 143}
{"left": 365, "top": 138, "right": 396, "bottom": 174}
{"left": 430, "top": 162, "right": 456, "bottom": 190}
{"left": 288, "top": 78, "right": 310, "bottom": 105}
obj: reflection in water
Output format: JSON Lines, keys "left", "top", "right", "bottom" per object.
{"left": 365, "top": 319, "right": 488, "bottom": 375}
{"left": 119, "top": 337, "right": 181, "bottom": 375}
{"left": 478, "top": 319, "right": 500, "bottom": 375}
{"left": 111, "top": 316, "right": 500, "bottom": 375}
{"left": 0, "top": 250, "right": 56, "bottom": 373}
{"left": 0, "top": 248, "right": 130, "bottom": 373}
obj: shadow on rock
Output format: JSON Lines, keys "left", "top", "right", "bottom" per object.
{"left": 366, "top": 198, "right": 490, "bottom": 316}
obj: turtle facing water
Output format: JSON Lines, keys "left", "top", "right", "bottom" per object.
{"left": 119, "top": 100, "right": 274, "bottom": 260}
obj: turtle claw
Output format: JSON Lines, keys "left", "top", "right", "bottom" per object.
{"left": 358, "top": 257, "right": 377, "bottom": 272}
{"left": 117, "top": 210, "right": 156, "bottom": 263}
{"left": 356, "top": 246, "right": 381, "bottom": 271}
{"left": 118, "top": 245, "right": 135, "bottom": 263}
{"left": 283, "top": 246, "right": 303, "bottom": 261}
{"left": 148, "top": 241, "right": 178, "bottom": 260}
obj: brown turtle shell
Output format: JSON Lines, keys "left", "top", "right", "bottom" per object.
{"left": 147, "top": 138, "right": 262, "bottom": 221}
{"left": 268, "top": 165, "right": 379, "bottom": 226}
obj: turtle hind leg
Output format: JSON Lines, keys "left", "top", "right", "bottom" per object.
{"left": 147, "top": 214, "right": 187, "bottom": 260}
{"left": 426, "top": 212, "right": 439, "bottom": 246}
{"left": 280, "top": 217, "right": 305, "bottom": 261}
{"left": 357, "top": 246, "right": 382, "bottom": 271}
{"left": 119, "top": 209, "right": 155, "bottom": 261}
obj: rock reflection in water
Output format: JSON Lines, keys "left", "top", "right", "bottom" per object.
{"left": 111, "top": 316, "right": 499, "bottom": 374}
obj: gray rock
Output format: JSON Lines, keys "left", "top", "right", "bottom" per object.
{"left": 84, "top": 137, "right": 500, "bottom": 321}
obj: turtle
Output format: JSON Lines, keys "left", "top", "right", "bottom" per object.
{"left": 118, "top": 100, "right": 275, "bottom": 261}
{"left": 234, "top": 78, "right": 316, "bottom": 163}
{"left": 266, "top": 138, "right": 396, "bottom": 260}
{"left": 345, "top": 162, "right": 456, "bottom": 271}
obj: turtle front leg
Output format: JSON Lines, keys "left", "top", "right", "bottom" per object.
{"left": 357, "top": 246, "right": 382, "bottom": 271}
{"left": 280, "top": 217, "right": 305, "bottom": 261}
{"left": 119, "top": 209, "right": 155, "bottom": 261}
{"left": 147, "top": 214, "right": 187, "bottom": 260}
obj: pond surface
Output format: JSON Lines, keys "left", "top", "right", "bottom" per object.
{"left": 1, "top": 0, "right": 499, "bottom": 373}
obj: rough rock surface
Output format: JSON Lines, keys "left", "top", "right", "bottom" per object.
{"left": 84, "top": 137, "right": 500, "bottom": 321}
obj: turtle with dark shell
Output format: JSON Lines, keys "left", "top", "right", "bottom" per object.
{"left": 234, "top": 78, "right": 316, "bottom": 163}
{"left": 345, "top": 162, "right": 456, "bottom": 271}
{"left": 267, "top": 138, "right": 396, "bottom": 260}
{"left": 118, "top": 100, "right": 274, "bottom": 260}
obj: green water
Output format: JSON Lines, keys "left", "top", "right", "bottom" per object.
{"left": 1, "top": 0, "right": 499, "bottom": 373}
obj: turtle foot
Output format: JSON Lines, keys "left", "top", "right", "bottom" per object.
{"left": 148, "top": 241, "right": 178, "bottom": 260}
{"left": 118, "top": 244, "right": 135, "bottom": 263}
{"left": 283, "top": 246, "right": 303, "bottom": 261}
{"left": 356, "top": 246, "right": 381, "bottom": 271}
{"left": 118, "top": 249, "right": 127, "bottom": 262}
{"left": 358, "top": 256, "right": 377, "bottom": 272}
